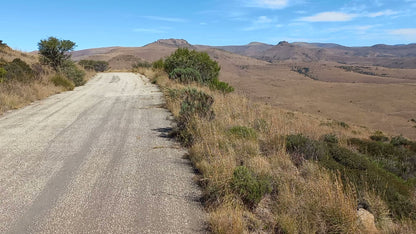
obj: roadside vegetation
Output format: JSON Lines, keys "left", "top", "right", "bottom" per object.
{"left": 0, "top": 38, "right": 92, "bottom": 115}
{"left": 134, "top": 48, "right": 416, "bottom": 233}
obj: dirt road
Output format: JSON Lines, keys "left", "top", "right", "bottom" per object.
{"left": 0, "top": 73, "right": 206, "bottom": 233}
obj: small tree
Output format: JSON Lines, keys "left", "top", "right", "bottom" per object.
{"left": 38, "top": 37, "right": 76, "bottom": 71}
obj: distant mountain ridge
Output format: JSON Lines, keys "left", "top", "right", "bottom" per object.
{"left": 71, "top": 39, "right": 416, "bottom": 69}
{"left": 215, "top": 41, "right": 416, "bottom": 68}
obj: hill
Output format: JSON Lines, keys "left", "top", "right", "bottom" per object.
{"left": 71, "top": 39, "right": 416, "bottom": 140}
{"left": 217, "top": 41, "right": 416, "bottom": 68}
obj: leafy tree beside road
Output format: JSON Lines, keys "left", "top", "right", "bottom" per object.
{"left": 38, "top": 37, "right": 76, "bottom": 71}
{"left": 38, "top": 37, "right": 85, "bottom": 88}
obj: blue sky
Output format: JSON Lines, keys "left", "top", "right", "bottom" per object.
{"left": 1, "top": 0, "right": 416, "bottom": 51}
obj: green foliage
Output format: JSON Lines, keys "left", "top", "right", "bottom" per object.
{"left": 209, "top": 78, "right": 234, "bottom": 93}
{"left": 51, "top": 74, "right": 74, "bottom": 91}
{"left": 286, "top": 134, "right": 327, "bottom": 164}
{"left": 61, "top": 61, "right": 85, "bottom": 86}
{"left": 228, "top": 126, "right": 257, "bottom": 140}
{"left": 164, "top": 48, "right": 220, "bottom": 84}
{"left": 79, "top": 60, "right": 109, "bottom": 72}
{"left": 169, "top": 67, "right": 202, "bottom": 83}
{"left": 38, "top": 37, "right": 76, "bottom": 71}
{"left": 179, "top": 88, "right": 215, "bottom": 120}
{"left": 175, "top": 88, "right": 215, "bottom": 146}
{"left": 285, "top": 134, "right": 416, "bottom": 219}
{"left": 390, "top": 135, "right": 413, "bottom": 148}
{"left": 231, "top": 166, "right": 272, "bottom": 208}
{"left": 152, "top": 59, "right": 164, "bottom": 70}
{"left": 370, "top": 131, "right": 389, "bottom": 142}
{"left": 322, "top": 134, "right": 339, "bottom": 144}
{"left": 1, "top": 58, "right": 34, "bottom": 83}
{"left": 348, "top": 138, "right": 416, "bottom": 180}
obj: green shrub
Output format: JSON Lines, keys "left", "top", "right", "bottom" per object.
{"left": 228, "top": 126, "right": 257, "bottom": 140}
{"left": 1, "top": 58, "right": 34, "bottom": 82}
{"left": 79, "top": 60, "right": 109, "bottom": 72}
{"left": 179, "top": 88, "right": 215, "bottom": 120}
{"left": 285, "top": 134, "right": 416, "bottom": 219}
{"left": 370, "top": 131, "right": 389, "bottom": 142}
{"left": 285, "top": 134, "right": 327, "bottom": 164}
{"left": 391, "top": 135, "right": 412, "bottom": 147}
{"left": 175, "top": 88, "right": 215, "bottom": 146}
{"left": 61, "top": 61, "right": 85, "bottom": 86}
{"left": 322, "top": 134, "right": 339, "bottom": 144}
{"left": 348, "top": 138, "right": 416, "bottom": 180}
{"left": 209, "top": 78, "right": 234, "bottom": 93}
{"left": 231, "top": 166, "right": 272, "bottom": 208}
{"left": 169, "top": 67, "right": 202, "bottom": 83}
{"left": 152, "top": 58, "right": 164, "bottom": 70}
{"left": 51, "top": 74, "right": 74, "bottom": 90}
{"left": 164, "top": 48, "right": 220, "bottom": 84}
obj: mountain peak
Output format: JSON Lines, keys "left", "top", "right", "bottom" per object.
{"left": 154, "top": 39, "right": 191, "bottom": 47}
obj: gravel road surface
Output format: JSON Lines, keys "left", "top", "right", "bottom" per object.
{"left": 0, "top": 73, "right": 206, "bottom": 233}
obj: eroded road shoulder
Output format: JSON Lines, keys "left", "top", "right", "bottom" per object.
{"left": 0, "top": 73, "right": 206, "bottom": 233}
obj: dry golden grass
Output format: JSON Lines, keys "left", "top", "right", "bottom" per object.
{"left": 0, "top": 77, "right": 63, "bottom": 114}
{"left": 136, "top": 67, "right": 414, "bottom": 233}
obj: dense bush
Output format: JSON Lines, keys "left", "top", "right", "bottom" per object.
{"left": 164, "top": 48, "right": 220, "bottom": 84}
{"left": 370, "top": 131, "right": 389, "bottom": 142}
{"left": 209, "top": 78, "right": 234, "bottom": 93}
{"left": 175, "top": 88, "right": 215, "bottom": 146}
{"left": 79, "top": 60, "right": 109, "bottom": 72}
{"left": 169, "top": 68, "right": 202, "bottom": 83}
{"left": 62, "top": 61, "right": 85, "bottom": 86}
{"left": 231, "top": 166, "right": 272, "bottom": 208}
{"left": 348, "top": 138, "right": 416, "bottom": 180}
{"left": 285, "top": 134, "right": 416, "bottom": 219}
{"left": 51, "top": 74, "right": 74, "bottom": 91}
{"left": 0, "top": 58, "right": 34, "bottom": 83}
